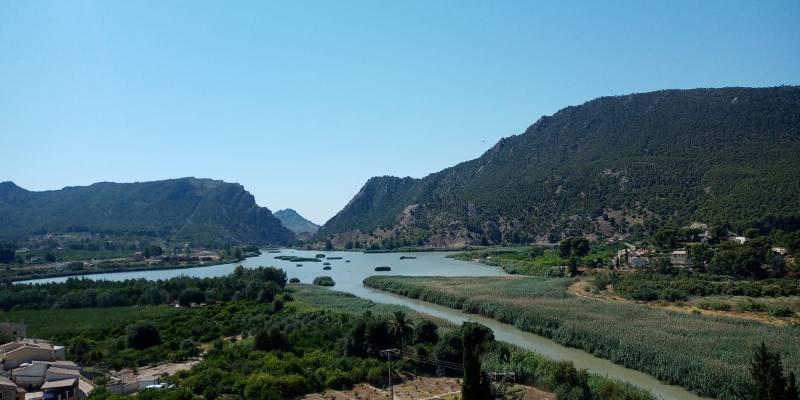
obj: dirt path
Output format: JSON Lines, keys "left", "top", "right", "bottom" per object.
{"left": 568, "top": 279, "right": 792, "bottom": 326}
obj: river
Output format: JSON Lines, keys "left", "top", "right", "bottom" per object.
{"left": 22, "top": 249, "right": 702, "bottom": 400}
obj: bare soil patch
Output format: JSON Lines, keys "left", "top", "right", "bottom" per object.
{"left": 301, "top": 376, "right": 553, "bottom": 400}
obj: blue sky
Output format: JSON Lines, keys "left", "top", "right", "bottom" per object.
{"left": 1, "top": 1, "right": 798, "bottom": 224}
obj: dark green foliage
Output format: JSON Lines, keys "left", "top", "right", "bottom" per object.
{"left": 788, "top": 372, "right": 798, "bottom": 400}
{"left": 312, "top": 276, "right": 335, "bottom": 286}
{"left": 553, "top": 361, "right": 592, "bottom": 400}
{"left": 415, "top": 320, "right": 439, "bottom": 344}
{"left": 0, "top": 178, "right": 295, "bottom": 246}
{"left": 178, "top": 288, "right": 205, "bottom": 306}
{"left": 0, "top": 247, "right": 14, "bottom": 264}
{"left": 0, "top": 265, "right": 288, "bottom": 311}
{"left": 320, "top": 87, "right": 800, "bottom": 244}
{"left": 614, "top": 271, "right": 800, "bottom": 299}
{"left": 127, "top": 321, "right": 161, "bottom": 350}
{"left": 748, "top": 343, "right": 798, "bottom": 400}
{"left": 254, "top": 327, "right": 289, "bottom": 352}
{"left": 559, "top": 237, "right": 590, "bottom": 258}
{"left": 461, "top": 322, "right": 494, "bottom": 400}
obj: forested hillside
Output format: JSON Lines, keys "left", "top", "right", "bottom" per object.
{"left": 0, "top": 178, "right": 295, "bottom": 246}
{"left": 319, "top": 86, "right": 800, "bottom": 248}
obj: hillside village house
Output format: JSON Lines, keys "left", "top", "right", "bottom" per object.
{"left": 0, "top": 340, "right": 93, "bottom": 400}
{"left": 615, "top": 248, "right": 652, "bottom": 268}
{"left": 670, "top": 250, "right": 689, "bottom": 266}
{"left": 0, "top": 340, "right": 64, "bottom": 370}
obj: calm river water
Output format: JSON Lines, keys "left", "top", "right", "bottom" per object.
{"left": 23, "top": 249, "right": 702, "bottom": 400}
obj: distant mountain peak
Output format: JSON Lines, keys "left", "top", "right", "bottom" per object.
{"left": 275, "top": 209, "right": 320, "bottom": 235}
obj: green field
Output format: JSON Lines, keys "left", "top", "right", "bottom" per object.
{"left": 0, "top": 306, "right": 184, "bottom": 338}
{"left": 363, "top": 275, "right": 800, "bottom": 399}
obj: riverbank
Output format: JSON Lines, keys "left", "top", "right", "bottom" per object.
{"left": 12, "top": 249, "right": 706, "bottom": 399}
{"left": 363, "top": 275, "right": 800, "bottom": 399}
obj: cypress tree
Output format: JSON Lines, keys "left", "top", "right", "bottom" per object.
{"left": 461, "top": 322, "right": 494, "bottom": 400}
{"left": 787, "top": 372, "right": 798, "bottom": 400}
{"left": 749, "top": 342, "right": 788, "bottom": 400}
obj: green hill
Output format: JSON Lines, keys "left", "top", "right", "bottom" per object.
{"left": 319, "top": 86, "right": 800, "bottom": 247}
{"left": 0, "top": 177, "right": 295, "bottom": 246}
{"left": 274, "top": 208, "right": 320, "bottom": 235}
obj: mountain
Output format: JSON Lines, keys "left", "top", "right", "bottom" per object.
{"left": 319, "top": 86, "right": 800, "bottom": 248}
{"left": 274, "top": 209, "right": 320, "bottom": 235}
{"left": 0, "top": 178, "right": 295, "bottom": 245}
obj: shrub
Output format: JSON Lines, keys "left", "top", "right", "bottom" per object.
{"left": 659, "top": 288, "right": 689, "bottom": 302}
{"left": 313, "top": 276, "right": 336, "bottom": 287}
{"left": 736, "top": 301, "right": 768, "bottom": 312}
{"left": 696, "top": 301, "right": 732, "bottom": 311}
{"left": 768, "top": 306, "right": 795, "bottom": 317}
{"left": 126, "top": 321, "right": 161, "bottom": 350}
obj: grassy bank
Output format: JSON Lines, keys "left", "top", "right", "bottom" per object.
{"left": 363, "top": 275, "right": 800, "bottom": 399}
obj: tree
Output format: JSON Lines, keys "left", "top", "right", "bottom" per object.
{"left": 749, "top": 342, "right": 788, "bottom": 400}
{"left": 127, "top": 321, "right": 161, "bottom": 350}
{"left": 254, "top": 327, "right": 289, "bottom": 352}
{"left": 389, "top": 311, "right": 412, "bottom": 346}
{"left": 787, "top": 372, "right": 798, "bottom": 400}
{"left": 232, "top": 246, "right": 243, "bottom": 260}
{"left": 654, "top": 226, "right": 679, "bottom": 250}
{"left": 553, "top": 361, "right": 592, "bottom": 400}
{"left": 568, "top": 256, "right": 580, "bottom": 277}
{"left": 688, "top": 243, "right": 712, "bottom": 270}
{"left": 461, "top": 322, "right": 494, "bottom": 400}
{"left": 0, "top": 248, "right": 14, "bottom": 264}
{"left": 415, "top": 320, "right": 439, "bottom": 344}
{"left": 559, "top": 237, "right": 590, "bottom": 258}
{"left": 178, "top": 288, "right": 205, "bottom": 307}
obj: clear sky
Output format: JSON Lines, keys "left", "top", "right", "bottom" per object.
{"left": 1, "top": 1, "right": 798, "bottom": 224}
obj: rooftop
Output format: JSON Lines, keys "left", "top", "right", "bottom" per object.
{"left": 41, "top": 378, "right": 76, "bottom": 390}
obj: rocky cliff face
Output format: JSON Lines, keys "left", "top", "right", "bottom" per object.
{"left": 0, "top": 177, "right": 295, "bottom": 245}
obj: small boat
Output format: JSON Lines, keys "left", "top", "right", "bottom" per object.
{"left": 323, "top": 262, "right": 331, "bottom": 266}
{"left": 374, "top": 266, "right": 391, "bottom": 271}
{"left": 399, "top": 256, "right": 416, "bottom": 260}
{"left": 323, "top": 266, "right": 332, "bottom": 270}
{"left": 328, "top": 256, "right": 343, "bottom": 260}
{"left": 345, "top": 260, "right": 351, "bottom": 263}
{"left": 315, "top": 254, "right": 326, "bottom": 258}
{"left": 296, "top": 264, "right": 302, "bottom": 267}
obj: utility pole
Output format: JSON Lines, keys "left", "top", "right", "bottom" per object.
{"left": 383, "top": 349, "right": 395, "bottom": 399}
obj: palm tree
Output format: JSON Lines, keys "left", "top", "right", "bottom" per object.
{"left": 389, "top": 311, "right": 412, "bottom": 346}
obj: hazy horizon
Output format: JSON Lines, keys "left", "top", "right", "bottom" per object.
{"left": 2, "top": 0, "right": 799, "bottom": 224}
